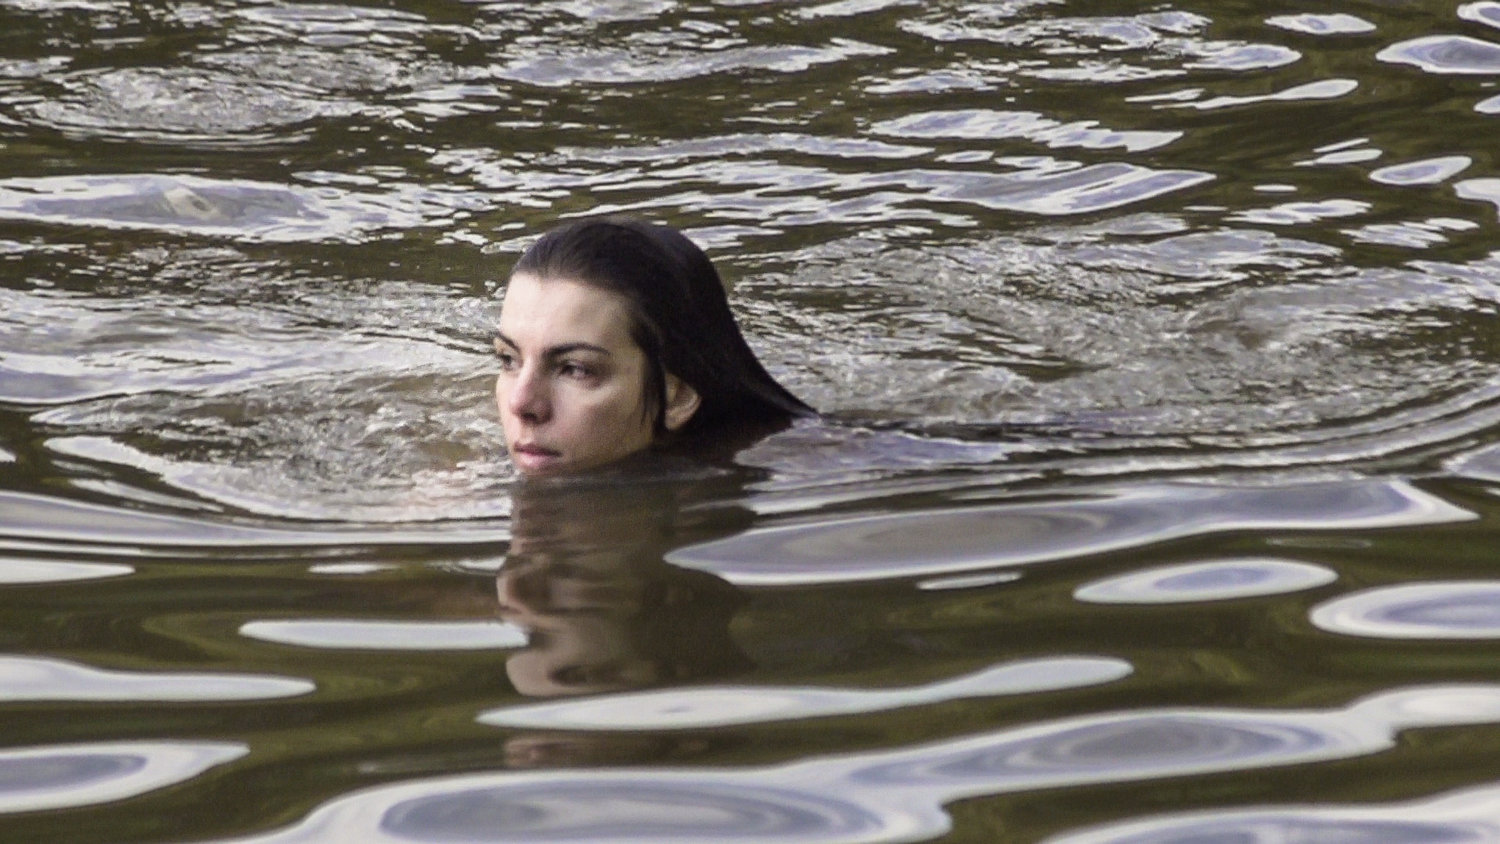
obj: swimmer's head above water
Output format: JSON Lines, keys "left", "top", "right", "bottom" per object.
{"left": 494, "top": 217, "right": 813, "bottom": 476}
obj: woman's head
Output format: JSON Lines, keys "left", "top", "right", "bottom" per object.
{"left": 495, "top": 217, "right": 811, "bottom": 475}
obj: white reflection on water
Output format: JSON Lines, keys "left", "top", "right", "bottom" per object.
{"left": 1075, "top": 559, "right": 1336, "bottom": 605}
{"left": 1046, "top": 780, "right": 1500, "bottom": 843}
{"left": 1464, "top": 2, "right": 1500, "bottom": 30}
{"left": 1370, "top": 156, "right": 1473, "bottom": 186}
{"left": 0, "top": 174, "right": 478, "bottom": 242}
{"left": 211, "top": 685, "right": 1500, "bottom": 844}
{"left": 1311, "top": 582, "right": 1500, "bottom": 639}
{"left": 1265, "top": 13, "right": 1377, "bottom": 36}
{"left": 1378, "top": 35, "right": 1500, "bottom": 74}
{"left": 0, "top": 656, "right": 313, "bottom": 701}
{"left": 670, "top": 481, "right": 1470, "bottom": 586}
{"left": 0, "top": 741, "right": 245, "bottom": 814}
{"left": 478, "top": 656, "right": 1131, "bottom": 731}
{"left": 870, "top": 110, "right": 1182, "bottom": 152}
{"left": 0, "top": 557, "right": 132, "bottom": 584}
{"left": 0, "top": 490, "right": 507, "bottom": 552}
{"left": 240, "top": 620, "right": 527, "bottom": 651}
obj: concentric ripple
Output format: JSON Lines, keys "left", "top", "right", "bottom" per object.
{"left": 1075, "top": 559, "right": 1336, "bottom": 604}
{"left": 1377, "top": 36, "right": 1500, "bottom": 74}
{"left": 0, "top": 741, "right": 245, "bottom": 813}
{"left": 218, "top": 685, "right": 1500, "bottom": 844}
{"left": 1046, "top": 778, "right": 1500, "bottom": 843}
{"left": 670, "top": 481, "right": 1467, "bottom": 585}
{"left": 1311, "top": 582, "right": 1500, "bottom": 639}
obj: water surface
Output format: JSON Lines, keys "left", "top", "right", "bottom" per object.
{"left": 5, "top": 0, "right": 1500, "bottom": 841}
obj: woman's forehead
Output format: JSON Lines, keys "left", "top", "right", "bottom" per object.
{"left": 499, "top": 273, "right": 635, "bottom": 347}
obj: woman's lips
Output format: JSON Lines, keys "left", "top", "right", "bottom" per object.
{"left": 511, "top": 443, "right": 562, "bottom": 472}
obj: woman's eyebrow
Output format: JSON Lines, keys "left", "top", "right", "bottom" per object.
{"left": 493, "top": 331, "right": 612, "bottom": 358}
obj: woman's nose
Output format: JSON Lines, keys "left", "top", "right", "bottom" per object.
{"left": 505, "top": 368, "right": 550, "bottom": 422}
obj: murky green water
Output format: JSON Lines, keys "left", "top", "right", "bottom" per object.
{"left": 6, "top": 0, "right": 1500, "bottom": 841}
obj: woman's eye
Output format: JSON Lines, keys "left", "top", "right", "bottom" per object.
{"left": 495, "top": 350, "right": 518, "bottom": 371}
{"left": 559, "top": 361, "right": 592, "bottom": 379}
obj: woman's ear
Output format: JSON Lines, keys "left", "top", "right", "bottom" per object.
{"left": 662, "top": 375, "right": 701, "bottom": 432}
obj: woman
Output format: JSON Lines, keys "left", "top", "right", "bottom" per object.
{"left": 494, "top": 216, "right": 813, "bottom": 475}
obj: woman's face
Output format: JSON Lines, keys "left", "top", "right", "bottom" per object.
{"left": 495, "top": 273, "right": 655, "bottom": 475}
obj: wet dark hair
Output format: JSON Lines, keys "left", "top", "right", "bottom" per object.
{"left": 510, "top": 216, "right": 814, "bottom": 445}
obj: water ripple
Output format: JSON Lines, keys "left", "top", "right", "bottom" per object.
{"left": 0, "top": 557, "right": 132, "bottom": 584}
{"left": 1047, "top": 779, "right": 1500, "bottom": 843}
{"left": 1311, "top": 582, "right": 1500, "bottom": 639}
{"left": 0, "top": 490, "right": 506, "bottom": 552}
{"left": 0, "top": 655, "right": 313, "bottom": 701}
{"left": 1460, "top": 2, "right": 1500, "bottom": 31}
{"left": 213, "top": 685, "right": 1500, "bottom": 844}
{"left": 669, "top": 480, "right": 1468, "bottom": 585}
{"left": 1178, "top": 78, "right": 1359, "bottom": 110}
{"left": 494, "top": 40, "right": 891, "bottom": 87}
{"left": 1378, "top": 35, "right": 1500, "bottom": 74}
{"left": 20, "top": 67, "right": 358, "bottom": 145}
{"left": 870, "top": 110, "right": 1181, "bottom": 153}
{"left": 240, "top": 619, "right": 527, "bottom": 651}
{"left": 0, "top": 174, "right": 476, "bottom": 242}
{"left": 1075, "top": 559, "right": 1336, "bottom": 605}
{"left": 0, "top": 740, "right": 245, "bottom": 814}
{"left": 1266, "top": 14, "right": 1377, "bottom": 36}
{"left": 479, "top": 656, "right": 1131, "bottom": 731}
{"left": 1370, "top": 156, "right": 1473, "bottom": 186}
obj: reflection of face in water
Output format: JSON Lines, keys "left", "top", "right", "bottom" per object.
{"left": 497, "top": 475, "right": 752, "bottom": 698}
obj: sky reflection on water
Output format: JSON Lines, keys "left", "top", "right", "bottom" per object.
{"left": 671, "top": 480, "right": 1469, "bottom": 585}
{"left": 217, "top": 685, "right": 1500, "bottom": 844}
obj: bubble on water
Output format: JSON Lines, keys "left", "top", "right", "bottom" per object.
{"left": 1312, "top": 582, "right": 1500, "bottom": 639}
{"left": 1378, "top": 36, "right": 1500, "bottom": 74}
{"left": 1075, "top": 559, "right": 1336, "bottom": 604}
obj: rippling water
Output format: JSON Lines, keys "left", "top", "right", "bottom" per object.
{"left": 6, "top": 0, "right": 1500, "bottom": 841}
